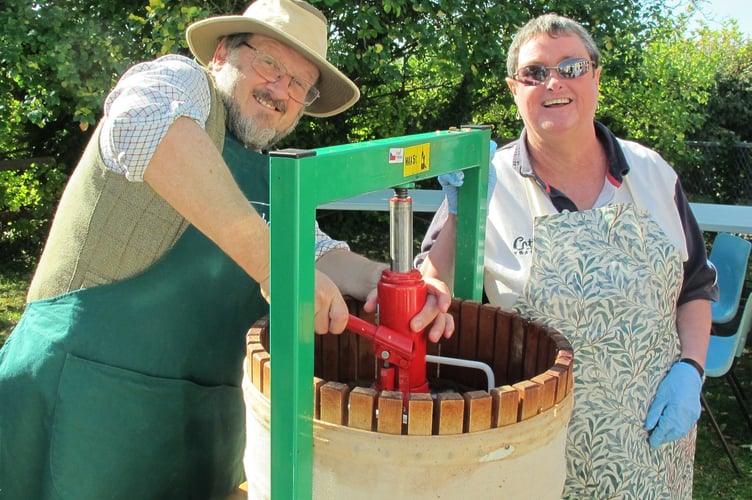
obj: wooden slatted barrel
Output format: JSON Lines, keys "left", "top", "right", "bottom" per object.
{"left": 243, "top": 298, "right": 573, "bottom": 499}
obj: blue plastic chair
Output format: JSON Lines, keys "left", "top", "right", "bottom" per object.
{"left": 702, "top": 296, "right": 752, "bottom": 475}
{"left": 709, "top": 233, "right": 751, "bottom": 324}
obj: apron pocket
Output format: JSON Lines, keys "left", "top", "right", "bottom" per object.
{"left": 49, "top": 353, "right": 245, "bottom": 500}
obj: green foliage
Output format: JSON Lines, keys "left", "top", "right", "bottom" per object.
{"left": 0, "top": 267, "right": 33, "bottom": 345}
{"left": 284, "top": 0, "right": 669, "bottom": 148}
{"left": 598, "top": 13, "right": 717, "bottom": 167}
{"left": 0, "top": 0, "right": 223, "bottom": 266}
{"left": 128, "top": 0, "right": 212, "bottom": 57}
{"left": 692, "top": 23, "right": 752, "bottom": 143}
{"left": 0, "top": 160, "right": 67, "bottom": 266}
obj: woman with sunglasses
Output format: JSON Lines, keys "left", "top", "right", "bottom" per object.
{"left": 419, "top": 13, "right": 717, "bottom": 499}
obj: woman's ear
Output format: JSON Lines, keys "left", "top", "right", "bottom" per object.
{"left": 505, "top": 77, "right": 518, "bottom": 98}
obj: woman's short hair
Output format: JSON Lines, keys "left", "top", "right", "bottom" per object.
{"left": 506, "top": 13, "right": 601, "bottom": 77}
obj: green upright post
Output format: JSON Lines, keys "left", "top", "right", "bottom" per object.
{"left": 268, "top": 127, "right": 490, "bottom": 499}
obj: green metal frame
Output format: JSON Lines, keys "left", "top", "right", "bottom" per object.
{"left": 268, "top": 127, "right": 490, "bottom": 498}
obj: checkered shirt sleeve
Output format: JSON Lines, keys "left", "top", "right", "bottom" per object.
{"left": 314, "top": 221, "right": 350, "bottom": 260}
{"left": 99, "top": 55, "right": 211, "bottom": 182}
{"left": 98, "top": 55, "right": 347, "bottom": 259}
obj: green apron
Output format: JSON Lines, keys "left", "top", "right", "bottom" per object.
{"left": 515, "top": 204, "right": 694, "bottom": 499}
{"left": 0, "top": 133, "right": 268, "bottom": 499}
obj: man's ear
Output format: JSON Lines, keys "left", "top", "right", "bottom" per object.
{"left": 211, "top": 37, "right": 229, "bottom": 68}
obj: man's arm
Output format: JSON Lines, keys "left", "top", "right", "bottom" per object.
{"left": 145, "top": 117, "right": 352, "bottom": 332}
{"left": 144, "top": 116, "right": 271, "bottom": 284}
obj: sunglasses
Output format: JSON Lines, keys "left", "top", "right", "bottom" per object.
{"left": 513, "top": 57, "right": 594, "bottom": 86}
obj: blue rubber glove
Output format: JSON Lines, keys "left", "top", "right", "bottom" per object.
{"left": 644, "top": 361, "right": 703, "bottom": 449}
{"left": 438, "top": 170, "right": 464, "bottom": 215}
{"left": 437, "top": 140, "right": 498, "bottom": 215}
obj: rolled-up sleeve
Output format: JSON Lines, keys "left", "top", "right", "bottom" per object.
{"left": 99, "top": 55, "right": 211, "bottom": 182}
{"left": 314, "top": 221, "right": 349, "bottom": 260}
{"left": 676, "top": 180, "right": 719, "bottom": 305}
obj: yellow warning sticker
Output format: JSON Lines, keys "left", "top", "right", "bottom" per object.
{"left": 403, "top": 143, "right": 430, "bottom": 176}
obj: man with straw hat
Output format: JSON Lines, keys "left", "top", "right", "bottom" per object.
{"left": 0, "top": 1, "right": 454, "bottom": 498}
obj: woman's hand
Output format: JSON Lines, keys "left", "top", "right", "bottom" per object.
{"left": 362, "top": 276, "right": 455, "bottom": 343}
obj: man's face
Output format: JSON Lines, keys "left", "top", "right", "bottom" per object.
{"left": 212, "top": 34, "right": 320, "bottom": 150}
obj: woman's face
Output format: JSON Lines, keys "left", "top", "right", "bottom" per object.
{"left": 506, "top": 34, "right": 601, "bottom": 137}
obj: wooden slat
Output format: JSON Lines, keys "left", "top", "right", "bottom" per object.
{"left": 246, "top": 342, "right": 266, "bottom": 386}
{"left": 348, "top": 387, "right": 377, "bottom": 431}
{"left": 537, "top": 326, "right": 557, "bottom": 374}
{"left": 252, "top": 350, "right": 270, "bottom": 393}
{"left": 476, "top": 304, "right": 497, "bottom": 379}
{"left": 551, "top": 331, "right": 573, "bottom": 352}
{"left": 320, "top": 381, "right": 349, "bottom": 425}
{"left": 556, "top": 350, "right": 575, "bottom": 394}
{"left": 321, "top": 333, "right": 340, "bottom": 382}
{"left": 491, "top": 385, "right": 520, "bottom": 427}
{"left": 353, "top": 305, "right": 377, "bottom": 381}
{"left": 314, "top": 331, "right": 323, "bottom": 379}
{"left": 338, "top": 332, "right": 358, "bottom": 382}
{"left": 345, "top": 297, "right": 360, "bottom": 315}
{"left": 457, "top": 301, "right": 480, "bottom": 388}
{"left": 313, "top": 377, "right": 326, "bottom": 420}
{"left": 513, "top": 380, "right": 541, "bottom": 421}
{"left": 523, "top": 320, "right": 539, "bottom": 381}
{"left": 435, "top": 393, "right": 465, "bottom": 435}
{"left": 530, "top": 372, "right": 557, "bottom": 412}
{"left": 545, "top": 366, "right": 569, "bottom": 403}
{"left": 508, "top": 314, "right": 526, "bottom": 384}
{"left": 492, "top": 310, "right": 513, "bottom": 386}
{"left": 259, "top": 318, "right": 270, "bottom": 349}
{"left": 356, "top": 335, "right": 375, "bottom": 382}
{"left": 463, "top": 390, "right": 492, "bottom": 433}
{"left": 377, "top": 391, "right": 404, "bottom": 435}
{"left": 246, "top": 330, "right": 260, "bottom": 345}
{"left": 407, "top": 393, "right": 434, "bottom": 436}
{"left": 262, "top": 360, "right": 271, "bottom": 398}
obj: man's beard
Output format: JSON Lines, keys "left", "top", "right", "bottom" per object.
{"left": 214, "top": 64, "right": 302, "bottom": 151}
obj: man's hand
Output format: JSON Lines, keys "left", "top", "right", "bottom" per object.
{"left": 362, "top": 276, "right": 455, "bottom": 343}
{"left": 314, "top": 270, "right": 350, "bottom": 334}
{"left": 644, "top": 361, "right": 703, "bottom": 449}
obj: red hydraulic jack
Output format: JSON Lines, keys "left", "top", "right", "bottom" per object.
{"left": 345, "top": 187, "right": 430, "bottom": 403}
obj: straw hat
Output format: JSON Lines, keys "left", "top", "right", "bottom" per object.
{"left": 186, "top": 0, "right": 359, "bottom": 117}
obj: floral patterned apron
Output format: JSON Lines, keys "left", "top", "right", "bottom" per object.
{"left": 515, "top": 204, "right": 695, "bottom": 499}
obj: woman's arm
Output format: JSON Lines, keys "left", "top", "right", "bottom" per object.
{"left": 676, "top": 298, "right": 712, "bottom": 370}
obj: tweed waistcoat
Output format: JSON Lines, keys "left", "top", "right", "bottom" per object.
{"left": 27, "top": 70, "right": 227, "bottom": 302}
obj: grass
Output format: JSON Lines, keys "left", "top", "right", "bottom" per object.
{"left": 693, "top": 302, "right": 752, "bottom": 499}
{"left": 1, "top": 268, "right": 751, "bottom": 498}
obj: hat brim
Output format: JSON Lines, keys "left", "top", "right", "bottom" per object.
{"left": 186, "top": 16, "right": 359, "bottom": 117}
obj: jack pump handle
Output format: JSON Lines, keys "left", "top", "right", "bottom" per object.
{"left": 345, "top": 315, "right": 414, "bottom": 369}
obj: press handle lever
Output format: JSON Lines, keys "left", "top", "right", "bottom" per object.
{"left": 346, "top": 314, "right": 414, "bottom": 363}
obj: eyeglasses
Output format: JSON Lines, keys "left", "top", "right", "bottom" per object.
{"left": 513, "top": 57, "right": 594, "bottom": 86}
{"left": 241, "top": 42, "right": 320, "bottom": 106}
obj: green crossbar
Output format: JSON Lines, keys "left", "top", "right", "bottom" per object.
{"left": 268, "top": 126, "right": 490, "bottom": 499}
